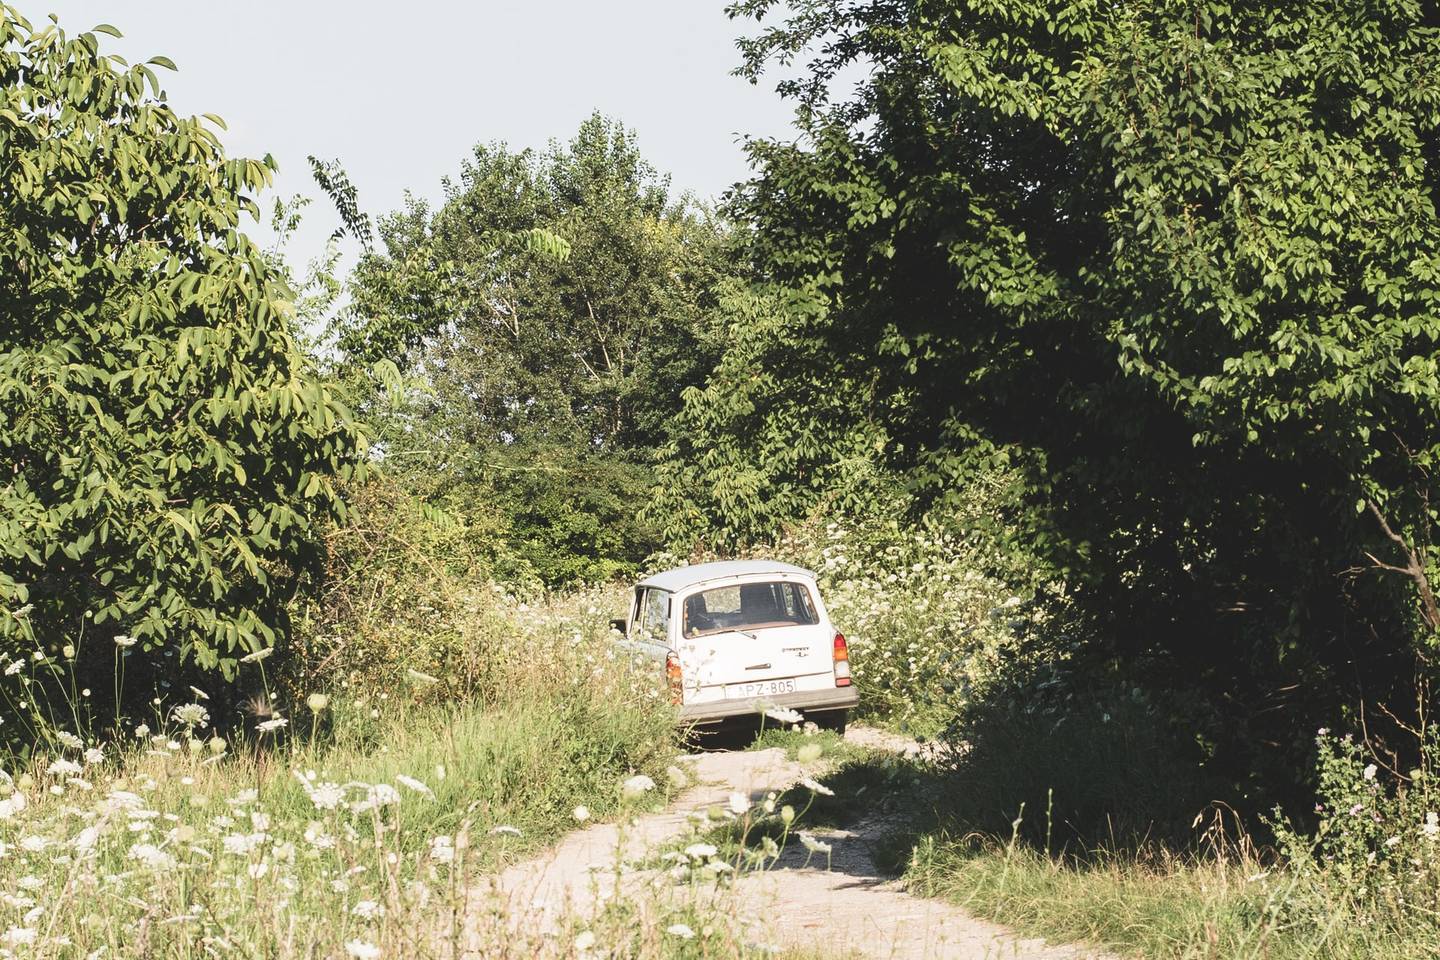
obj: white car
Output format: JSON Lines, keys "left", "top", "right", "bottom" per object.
{"left": 612, "top": 560, "right": 859, "bottom": 730}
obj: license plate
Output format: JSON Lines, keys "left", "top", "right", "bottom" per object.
{"left": 726, "top": 679, "right": 797, "bottom": 699}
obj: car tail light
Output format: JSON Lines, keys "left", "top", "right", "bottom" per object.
{"left": 833, "top": 633, "right": 851, "bottom": 687}
{"left": 666, "top": 651, "right": 684, "bottom": 704}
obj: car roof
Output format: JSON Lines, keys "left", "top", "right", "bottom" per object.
{"left": 636, "top": 560, "right": 816, "bottom": 593}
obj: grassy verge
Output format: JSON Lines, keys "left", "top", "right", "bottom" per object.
{"left": 0, "top": 686, "right": 675, "bottom": 956}
{"left": 906, "top": 837, "right": 1440, "bottom": 960}
{"left": 785, "top": 716, "right": 1440, "bottom": 960}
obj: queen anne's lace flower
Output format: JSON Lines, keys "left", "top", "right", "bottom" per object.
{"left": 127, "top": 843, "right": 174, "bottom": 869}
{"left": 799, "top": 832, "right": 833, "bottom": 855}
{"left": 171, "top": 703, "right": 210, "bottom": 729}
{"left": 799, "top": 777, "right": 835, "bottom": 797}
{"left": 429, "top": 835, "right": 455, "bottom": 863}
{"left": 621, "top": 774, "right": 655, "bottom": 798}
{"left": 46, "top": 759, "right": 82, "bottom": 778}
{"left": 395, "top": 775, "right": 433, "bottom": 799}
{"left": 0, "top": 792, "right": 26, "bottom": 820}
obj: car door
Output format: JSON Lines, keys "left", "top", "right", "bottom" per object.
{"left": 625, "top": 586, "right": 672, "bottom": 668}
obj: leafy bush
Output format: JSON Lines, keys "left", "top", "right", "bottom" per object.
{"left": 483, "top": 446, "right": 663, "bottom": 587}
{"left": 719, "top": 0, "right": 1440, "bottom": 805}
{"left": 0, "top": 10, "right": 367, "bottom": 708}
{"left": 669, "top": 456, "right": 1050, "bottom": 736}
{"left": 781, "top": 495, "right": 1038, "bottom": 735}
{"left": 937, "top": 687, "right": 1227, "bottom": 848}
{"left": 1269, "top": 728, "right": 1440, "bottom": 936}
{"left": 280, "top": 472, "right": 672, "bottom": 720}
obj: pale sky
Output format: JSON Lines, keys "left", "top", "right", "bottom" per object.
{"left": 32, "top": 1, "right": 802, "bottom": 269}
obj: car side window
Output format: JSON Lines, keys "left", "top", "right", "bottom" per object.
{"left": 640, "top": 588, "right": 670, "bottom": 644}
{"left": 631, "top": 589, "right": 646, "bottom": 637}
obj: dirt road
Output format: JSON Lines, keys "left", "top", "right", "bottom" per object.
{"left": 477, "top": 727, "right": 1114, "bottom": 959}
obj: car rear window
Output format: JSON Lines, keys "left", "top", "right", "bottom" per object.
{"left": 682, "top": 581, "right": 818, "bottom": 638}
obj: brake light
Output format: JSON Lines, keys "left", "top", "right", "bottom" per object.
{"left": 666, "top": 651, "right": 684, "bottom": 704}
{"left": 832, "top": 633, "right": 851, "bottom": 687}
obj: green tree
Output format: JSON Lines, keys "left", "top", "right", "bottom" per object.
{"left": 711, "top": 0, "right": 1440, "bottom": 790}
{"left": 0, "top": 7, "right": 368, "bottom": 709}
{"left": 346, "top": 113, "right": 730, "bottom": 451}
{"left": 345, "top": 114, "right": 730, "bottom": 584}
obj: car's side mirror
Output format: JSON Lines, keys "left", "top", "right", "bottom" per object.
{"left": 609, "top": 618, "right": 627, "bottom": 635}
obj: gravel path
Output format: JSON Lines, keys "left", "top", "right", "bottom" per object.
{"left": 470, "top": 727, "right": 1116, "bottom": 960}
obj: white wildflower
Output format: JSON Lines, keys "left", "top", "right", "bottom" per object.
{"left": 684, "top": 843, "right": 718, "bottom": 860}
{"left": 46, "top": 759, "right": 83, "bottom": 778}
{"left": 102, "top": 790, "right": 144, "bottom": 813}
{"left": 665, "top": 924, "right": 695, "bottom": 939}
{"left": 3, "top": 927, "right": 37, "bottom": 946}
{"left": 3, "top": 661, "right": 22, "bottom": 676}
{"left": 127, "top": 843, "right": 174, "bottom": 869}
{"left": 429, "top": 835, "right": 455, "bottom": 863}
{"left": 113, "top": 635, "right": 138, "bottom": 648}
{"left": 303, "top": 823, "right": 335, "bottom": 850}
{"left": 308, "top": 782, "right": 345, "bottom": 811}
{"left": 764, "top": 706, "right": 803, "bottom": 725}
{"left": 1363, "top": 764, "right": 1378, "bottom": 781}
{"left": 83, "top": 747, "right": 105, "bottom": 765}
{"left": 572, "top": 805, "right": 591, "bottom": 823}
{"left": 256, "top": 717, "right": 287, "bottom": 734}
{"left": 222, "top": 833, "right": 266, "bottom": 856}
{"left": 0, "top": 792, "right": 26, "bottom": 819}
{"left": 728, "top": 792, "right": 751, "bottom": 816}
{"left": 799, "top": 832, "right": 832, "bottom": 855}
{"left": 171, "top": 703, "right": 210, "bottom": 729}
{"left": 55, "top": 731, "right": 84, "bottom": 750}
{"left": 344, "top": 940, "right": 380, "bottom": 960}
{"left": 799, "top": 777, "right": 835, "bottom": 797}
{"left": 351, "top": 900, "right": 383, "bottom": 920}
{"left": 621, "top": 774, "right": 655, "bottom": 798}
{"left": 395, "top": 774, "right": 433, "bottom": 799}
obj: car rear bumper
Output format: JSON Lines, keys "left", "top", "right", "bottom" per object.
{"left": 678, "top": 685, "right": 860, "bottom": 725}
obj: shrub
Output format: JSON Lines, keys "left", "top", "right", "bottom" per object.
{"left": 0, "top": 10, "right": 367, "bottom": 719}
{"left": 1269, "top": 727, "right": 1440, "bottom": 937}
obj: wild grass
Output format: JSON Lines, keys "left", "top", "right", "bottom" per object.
{"left": 0, "top": 656, "right": 678, "bottom": 956}
{"left": 906, "top": 835, "right": 1440, "bottom": 960}
{"left": 852, "top": 710, "right": 1440, "bottom": 960}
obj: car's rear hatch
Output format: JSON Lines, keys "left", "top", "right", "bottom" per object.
{"left": 679, "top": 621, "right": 835, "bottom": 700}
